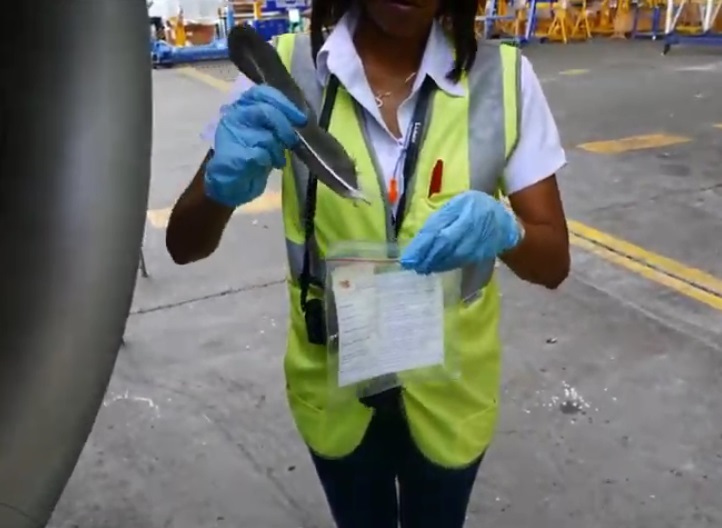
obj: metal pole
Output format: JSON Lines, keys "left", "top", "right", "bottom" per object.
{"left": 0, "top": 1, "right": 152, "bottom": 526}
{"left": 140, "top": 247, "right": 150, "bottom": 278}
{"left": 703, "top": 0, "right": 714, "bottom": 31}
{"left": 665, "top": 0, "right": 674, "bottom": 34}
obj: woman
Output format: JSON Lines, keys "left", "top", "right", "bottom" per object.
{"left": 166, "top": 0, "right": 570, "bottom": 524}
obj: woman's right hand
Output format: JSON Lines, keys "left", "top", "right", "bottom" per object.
{"left": 204, "top": 85, "right": 308, "bottom": 208}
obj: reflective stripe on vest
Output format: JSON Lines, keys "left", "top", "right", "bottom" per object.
{"left": 278, "top": 33, "right": 520, "bottom": 302}
{"left": 276, "top": 32, "right": 520, "bottom": 468}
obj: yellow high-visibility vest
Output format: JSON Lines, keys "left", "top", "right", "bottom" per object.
{"left": 275, "top": 32, "right": 520, "bottom": 468}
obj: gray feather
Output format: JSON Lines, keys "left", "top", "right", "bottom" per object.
{"left": 227, "top": 25, "right": 367, "bottom": 203}
{"left": 227, "top": 25, "right": 312, "bottom": 116}
{"left": 294, "top": 124, "right": 366, "bottom": 201}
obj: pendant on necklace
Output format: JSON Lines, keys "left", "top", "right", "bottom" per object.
{"left": 374, "top": 73, "right": 416, "bottom": 110}
{"left": 375, "top": 91, "right": 391, "bottom": 108}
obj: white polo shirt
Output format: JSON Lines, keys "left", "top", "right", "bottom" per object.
{"left": 202, "top": 14, "right": 566, "bottom": 198}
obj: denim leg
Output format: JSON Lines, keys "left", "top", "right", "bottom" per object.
{"left": 397, "top": 438, "right": 483, "bottom": 528}
{"left": 309, "top": 412, "right": 402, "bottom": 528}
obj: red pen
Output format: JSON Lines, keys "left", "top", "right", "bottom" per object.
{"left": 428, "top": 159, "right": 443, "bottom": 197}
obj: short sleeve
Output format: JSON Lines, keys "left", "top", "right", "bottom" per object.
{"left": 502, "top": 55, "right": 567, "bottom": 195}
{"left": 199, "top": 73, "right": 256, "bottom": 145}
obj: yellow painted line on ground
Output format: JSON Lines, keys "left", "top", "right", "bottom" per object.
{"left": 176, "top": 67, "right": 233, "bottom": 92}
{"left": 559, "top": 68, "right": 589, "bottom": 76}
{"left": 569, "top": 221, "right": 722, "bottom": 311}
{"left": 577, "top": 133, "right": 692, "bottom": 154}
{"left": 166, "top": 63, "right": 722, "bottom": 312}
{"left": 570, "top": 234, "right": 722, "bottom": 311}
{"left": 714, "top": 123, "right": 722, "bottom": 129}
{"left": 147, "top": 190, "right": 282, "bottom": 229}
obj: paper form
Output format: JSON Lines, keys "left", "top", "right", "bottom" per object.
{"left": 332, "top": 263, "right": 378, "bottom": 387}
{"left": 374, "top": 270, "right": 445, "bottom": 375}
{"left": 331, "top": 264, "right": 445, "bottom": 388}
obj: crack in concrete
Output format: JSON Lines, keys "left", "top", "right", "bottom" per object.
{"left": 582, "top": 182, "right": 722, "bottom": 216}
{"left": 573, "top": 269, "right": 722, "bottom": 353}
{"left": 129, "top": 278, "right": 286, "bottom": 316}
{"left": 147, "top": 379, "right": 319, "bottom": 528}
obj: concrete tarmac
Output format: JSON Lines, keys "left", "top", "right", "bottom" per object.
{"left": 49, "top": 40, "right": 722, "bottom": 528}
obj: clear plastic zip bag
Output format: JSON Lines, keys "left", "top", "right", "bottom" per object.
{"left": 324, "top": 241, "right": 462, "bottom": 405}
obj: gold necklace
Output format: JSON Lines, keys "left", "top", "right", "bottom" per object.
{"left": 374, "top": 72, "right": 417, "bottom": 108}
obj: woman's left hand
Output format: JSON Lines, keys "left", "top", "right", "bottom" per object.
{"left": 400, "top": 191, "right": 522, "bottom": 274}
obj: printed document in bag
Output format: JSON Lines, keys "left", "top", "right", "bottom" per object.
{"left": 331, "top": 263, "right": 445, "bottom": 387}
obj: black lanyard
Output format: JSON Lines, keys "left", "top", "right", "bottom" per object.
{"left": 299, "top": 75, "right": 342, "bottom": 345}
{"left": 392, "top": 76, "right": 435, "bottom": 238}
{"left": 300, "top": 74, "right": 340, "bottom": 313}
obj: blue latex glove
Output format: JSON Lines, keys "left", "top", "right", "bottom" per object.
{"left": 400, "top": 191, "right": 523, "bottom": 274}
{"left": 204, "top": 85, "right": 307, "bottom": 208}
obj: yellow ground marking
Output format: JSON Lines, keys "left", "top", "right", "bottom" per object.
{"left": 146, "top": 191, "right": 282, "bottom": 229}
{"left": 559, "top": 68, "right": 589, "bottom": 76}
{"left": 176, "top": 67, "right": 233, "bottom": 92}
{"left": 569, "top": 222, "right": 722, "bottom": 311}
{"left": 577, "top": 133, "right": 692, "bottom": 154}
{"left": 714, "top": 123, "right": 722, "bottom": 129}
{"left": 163, "top": 64, "right": 722, "bottom": 312}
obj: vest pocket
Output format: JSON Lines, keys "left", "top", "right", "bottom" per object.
{"left": 403, "top": 192, "right": 497, "bottom": 304}
{"left": 398, "top": 190, "right": 462, "bottom": 244}
{"left": 455, "top": 401, "right": 500, "bottom": 460}
{"left": 287, "top": 383, "right": 374, "bottom": 459}
{"left": 423, "top": 190, "right": 464, "bottom": 211}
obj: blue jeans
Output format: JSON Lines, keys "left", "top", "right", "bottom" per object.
{"left": 310, "top": 409, "right": 484, "bottom": 528}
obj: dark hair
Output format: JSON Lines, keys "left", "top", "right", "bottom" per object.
{"left": 309, "top": 0, "right": 479, "bottom": 82}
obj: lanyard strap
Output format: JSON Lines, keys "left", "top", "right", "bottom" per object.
{"left": 300, "top": 75, "right": 340, "bottom": 311}
{"left": 393, "top": 76, "right": 435, "bottom": 237}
